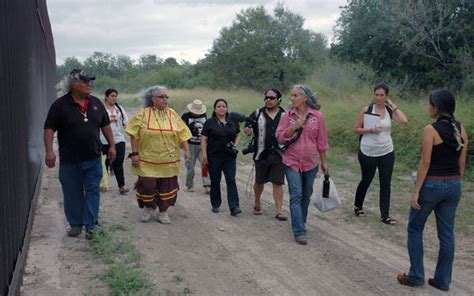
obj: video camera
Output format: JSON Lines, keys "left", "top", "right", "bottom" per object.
{"left": 225, "top": 141, "right": 239, "bottom": 156}
{"left": 229, "top": 112, "right": 255, "bottom": 155}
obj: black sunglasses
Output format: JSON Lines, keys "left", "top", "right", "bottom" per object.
{"left": 264, "top": 96, "right": 278, "bottom": 100}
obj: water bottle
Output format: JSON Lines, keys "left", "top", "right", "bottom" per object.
{"left": 322, "top": 175, "right": 330, "bottom": 198}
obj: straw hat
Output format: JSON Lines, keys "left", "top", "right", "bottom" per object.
{"left": 187, "top": 99, "right": 206, "bottom": 115}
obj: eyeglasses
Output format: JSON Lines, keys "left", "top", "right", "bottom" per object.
{"left": 264, "top": 96, "right": 278, "bottom": 101}
{"left": 154, "top": 95, "right": 169, "bottom": 99}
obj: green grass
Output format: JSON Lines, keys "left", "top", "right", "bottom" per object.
{"left": 90, "top": 224, "right": 154, "bottom": 295}
{"left": 117, "top": 84, "right": 473, "bottom": 180}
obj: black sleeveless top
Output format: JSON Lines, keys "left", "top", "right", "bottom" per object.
{"left": 427, "top": 119, "right": 462, "bottom": 176}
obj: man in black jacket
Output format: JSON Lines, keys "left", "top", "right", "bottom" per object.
{"left": 244, "top": 89, "right": 287, "bottom": 221}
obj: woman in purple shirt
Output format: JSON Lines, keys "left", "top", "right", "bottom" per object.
{"left": 277, "top": 84, "right": 329, "bottom": 245}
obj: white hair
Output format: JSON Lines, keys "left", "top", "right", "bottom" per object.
{"left": 56, "top": 75, "right": 76, "bottom": 96}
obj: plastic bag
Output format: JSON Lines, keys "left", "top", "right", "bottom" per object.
{"left": 314, "top": 175, "right": 342, "bottom": 212}
{"left": 99, "top": 154, "right": 108, "bottom": 192}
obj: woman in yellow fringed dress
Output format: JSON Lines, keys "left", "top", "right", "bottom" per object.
{"left": 126, "top": 85, "right": 191, "bottom": 224}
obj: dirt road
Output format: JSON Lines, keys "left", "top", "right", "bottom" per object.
{"left": 22, "top": 157, "right": 474, "bottom": 295}
{"left": 21, "top": 110, "right": 473, "bottom": 295}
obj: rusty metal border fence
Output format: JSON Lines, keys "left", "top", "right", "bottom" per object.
{"left": 0, "top": 0, "right": 56, "bottom": 295}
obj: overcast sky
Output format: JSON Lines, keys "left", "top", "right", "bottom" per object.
{"left": 47, "top": 0, "right": 347, "bottom": 65}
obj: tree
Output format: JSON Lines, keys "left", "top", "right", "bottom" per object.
{"left": 138, "top": 54, "right": 162, "bottom": 71}
{"left": 115, "top": 55, "right": 134, "bottom": 73}
{"left": 205, "top": 5, "right": 328, "bottom": 91}
{"left": 332, "top": 0, "right": 474, "bottom": 92}
{"left": 56, "top": 57, "right": 83, "bottom": 79}
{"left": 83, "top": 52, "right": 119, "bottom": 78}
{"left": 164, "top": 57, "right": 179, "bottom": 67}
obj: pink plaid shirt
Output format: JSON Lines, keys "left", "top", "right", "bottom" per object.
{"left": 277, "top": 108, "right": 329, "bottom": 172}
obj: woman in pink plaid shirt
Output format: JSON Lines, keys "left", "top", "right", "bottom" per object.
{"left": 277, "top": 84, "right": 329, "bottom": 245}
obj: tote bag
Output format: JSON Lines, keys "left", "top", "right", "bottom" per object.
{"left": 314, "top": 175, "right": 342, "bottom": 212}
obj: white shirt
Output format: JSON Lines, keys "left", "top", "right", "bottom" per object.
{"left": 360, "top": 108, "right": 393, "bottom": 157}
{"left": 100, "top": 104, "right": 128, "bottom": 144}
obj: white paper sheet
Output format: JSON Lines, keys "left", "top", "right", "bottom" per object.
{"left": 363, "top": 113, "right": 381, "bottom": 128}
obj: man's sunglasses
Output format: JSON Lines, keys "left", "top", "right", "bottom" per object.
{"left": 264, "top": 96, "right": 278, "bottom": 101}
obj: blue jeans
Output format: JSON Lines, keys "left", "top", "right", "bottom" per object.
{"left": 285, "top": 166, "right": 318, "bottom": 238}
{"left": 59, "top": 157, "right": 102, "bottom": 230}
{"left": 186, "top": 144, "right": 210, "bottom": 188}
{"left": 407, "top": 178, "right": 461, "bottom": 289}
{"left": 208, "top": 156, "right": 239, "bottom": 210}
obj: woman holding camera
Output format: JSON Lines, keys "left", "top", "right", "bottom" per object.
{"left": 201, "top": 98, "right": 241, "bottom": 216}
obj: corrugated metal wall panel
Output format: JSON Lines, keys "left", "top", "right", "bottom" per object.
{"left": 0, "top": 0, "right": 56, "bottom": 295}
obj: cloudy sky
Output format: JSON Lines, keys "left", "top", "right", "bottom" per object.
{"left": 47, "top": 0, "right": 347, "bottom": 65}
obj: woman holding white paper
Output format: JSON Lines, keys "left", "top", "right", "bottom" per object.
{"left": 353, "top": 83, "right": 407, "bottom": 224}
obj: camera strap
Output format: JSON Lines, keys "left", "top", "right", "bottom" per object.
{"left": 281, "top": 114, "right": 309, "bottom": 152}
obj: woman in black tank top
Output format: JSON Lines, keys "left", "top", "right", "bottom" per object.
{"left": 398, "top": 90, "right": 468, "bottom": 291}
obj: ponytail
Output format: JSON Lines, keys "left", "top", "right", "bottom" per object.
{"left": 448, "top": 116, "right": 464, "bottom": 151}
{"left": 114, "top": 102, "right": 126, "bottom": 127}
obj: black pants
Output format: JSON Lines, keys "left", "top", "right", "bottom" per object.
{"left": 208, "top": 156, "right": 239, "bottom": 210}
{"left": 102, "top": 142, "right": 126, "bottom": 188}
{"left": 354, "top": 150, "right": 395, "bottom": 219}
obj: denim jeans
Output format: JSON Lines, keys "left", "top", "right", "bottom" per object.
{"left": 59, "top": 157, "right": 102, "bottom": 230}
{"left": 407, "top": 178, "right": 461, "bottom": 289}
{"left": 284, "top": 165, "right": 318, "bottom": 238}
{"left": 208, "top": 156, "right": 239, "bottom": 210}
{"left": 354, "top": 151, "right": 395, "bottom": 219}
{"left": 186, "top": 144, "right": 210, "bottom": 188}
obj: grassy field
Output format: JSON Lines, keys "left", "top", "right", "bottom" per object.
{"left": 112, "top": 84, "right": 473, "bottom": 180}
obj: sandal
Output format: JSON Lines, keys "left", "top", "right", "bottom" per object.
{"left": 253, "top": 207, "right": 263, "bottom": 215}
{"left": 119, "top": 187, "right": 129, "bottom": 195}
{"left": 381, "top": 217, "right": 397, "bottom": 225}
{"left": 354, "top": 207, "right": 366, "bottom": 217}
{"left": 275, "top": 213, "right": 288, "bottom": 221}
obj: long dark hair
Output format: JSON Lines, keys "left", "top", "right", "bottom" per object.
{"left": 104, "top": 88, "right": 125, "bottom": 127}
{"left": 429, "top": 89, "right": 464, "bottom": 151}
{"left": 212, "top": 98, "right": 229, "bottom": 119}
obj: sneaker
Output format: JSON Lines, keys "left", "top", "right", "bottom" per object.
{"left": 119, "top": 187, "right": 129, "bottom": 195}
{"left": 212, "top": 207, "right": 220, "bottom": 213}
{"left": 67, "top": 226, "right": 82, "bottom": 237}
{"left": 295, "top": 235, "right": 308, "bottom": 245}
{"left": 187, "top": 186, "right": 194, "bottom": 192}
{"left": 204, "top": 186, "right": 211, "bottom": 194}
{"left": 141, "top": 207, "right": 154, "bottom": 222}
{"left": 230, "top": 207, "right": 242, "bottom": 217}
{"left": 157, "top": 212, "right": 171, "bottom": 224}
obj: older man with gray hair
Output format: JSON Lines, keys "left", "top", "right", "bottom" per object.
{"left": 44, "top": 69, "right": 116, "bottom": 240}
